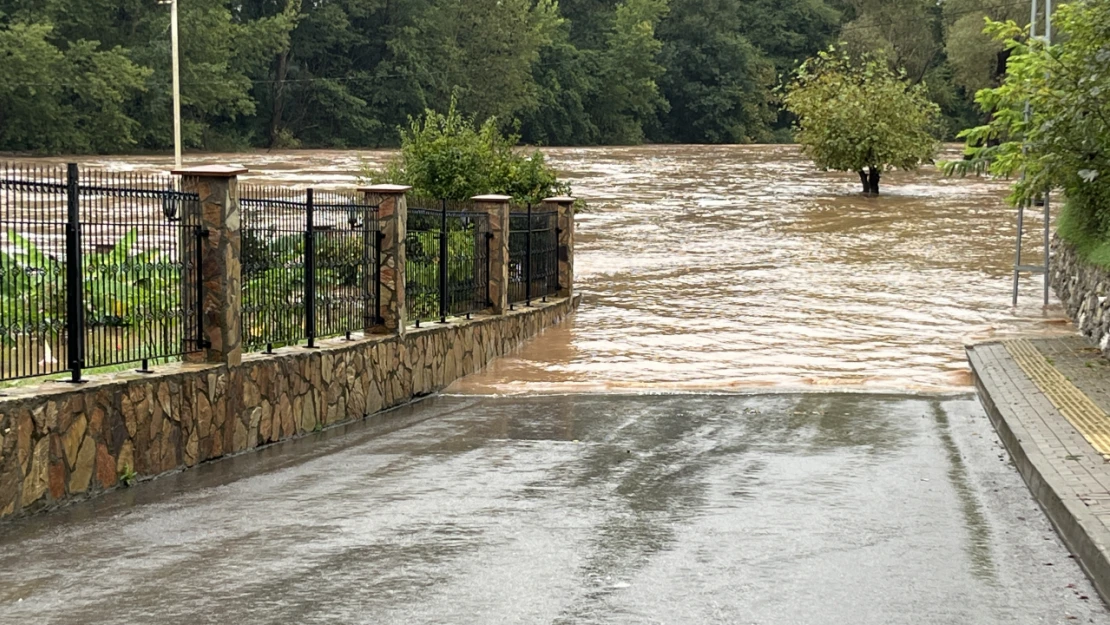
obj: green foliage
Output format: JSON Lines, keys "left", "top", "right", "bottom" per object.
{"left": 405, "top": 225, "right": 482, "bottom": 322}
{"left": 656, "top": 0, "right": 777, "bottom": 143}
{"left": 0, "top": 228, "right": 176, "bottom": 345}
{"left": 1056, "top": 203, "right": 1110, "bottom": 271}
{"left": 118, "top": 464, "right": 138, "bottom": 487}
{"left": 590, "top": 0, "right": 670, "bottom": 144}
{"left": 367, "top": 100, "right": 570, "bottom": 204}
{"left": 1, "top": 0, "right": 1017, "bottom": 150}
{"left": 946, "top": 4, "right": 1110, "bottom": 245}
{"left": 0, "top": 21, "right": 150, "bottom": 153}
{"left": 783, "top": 47, "right": 940, "bottom": 176}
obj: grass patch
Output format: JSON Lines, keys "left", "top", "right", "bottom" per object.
{"left": 1056, "top": 202, "right": 1110, "bottom": 271}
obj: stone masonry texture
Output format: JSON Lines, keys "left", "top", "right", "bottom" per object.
{"left": 0, "top": 297, "right": 579, "bottom": 520}
{"left": 1051, "top": 236, "right": 1110, "bottom": 356}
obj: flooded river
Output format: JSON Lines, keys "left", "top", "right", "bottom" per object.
{"left": 33, "top": 144, "right": 1067, "bottom": 393}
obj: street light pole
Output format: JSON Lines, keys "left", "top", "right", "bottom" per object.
{"left": 170, "top": 0, "right": 182, "bottom": 171}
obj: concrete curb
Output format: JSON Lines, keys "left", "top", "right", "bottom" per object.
{"left": 969, "top": 345, "right": 1110, "bottom": 607}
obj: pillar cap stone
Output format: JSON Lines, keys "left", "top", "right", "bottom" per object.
{"left": 359, "top": 184, "right": 412, "bottom": 194}
{"left": 543, "top": 196, "right": 576, "bottom": 204}
{"left": 471, "top": 194, "right": 513, "bottom": 203}
{"left": 171, "top": 165, "right": 249, "bottom": 177}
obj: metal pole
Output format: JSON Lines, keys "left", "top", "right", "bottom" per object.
{"left": 375, "top": 231, "right": 384, "bottom": 325}
{"left": 1044, "top": 0, "right": 1051, "bottom": 42}
{"left": 65, "top": 164, "right": 84, "bottom": 383}
{"left": 439, "top": 199, "right": 448, "bottom": 323}
{"left": 196, "top": 224, "right": 207, "bottom": 350}
{"left": 1013, "top": 205, "right": 1024, "bottom": 308}
{"left": 1013, "top": 0, "right": 1038, "bottom": 307}
{"left": 170, "top": 0, "right": 182, "bottom": 172}
{"left": 525, "top": 204, "right": 533, "bottom": 306}
{"left": 305, "top": 188, "right": 316, "bottom": 347}
{"left": 1043, "top": 0, "right": 1052, "bottom": 307}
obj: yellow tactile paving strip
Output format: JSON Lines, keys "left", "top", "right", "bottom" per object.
{"left": 1004, "top": 339, "right": 1110, "bottom": 459}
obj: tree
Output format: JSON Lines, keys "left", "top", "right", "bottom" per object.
{"left": 737, "top": 0, "right": 842, "bottom": 76}
{"left": 0, "top": 21, "right": 150, "bottom": 153}
{"left": 588, "top": 0, "right": 670, "bottom": 144}
{"left": 783, "top": 47, "right": 940, "bottom": 194}
{"left": 947, "top": 4, "right": 1110, "bottom": 248}
{"left": 655, "top": 0, "right": 778, "bottom": 144}
{"left": 942, "top": 0, "right": 1030, "bottom": 97}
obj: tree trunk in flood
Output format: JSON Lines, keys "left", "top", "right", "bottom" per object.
{"left": 868, "top": 167, "right": 881, "bottom": 195}
{"left": 858, "top": 168, "right": 881, "bottom": 195}
{"left": 268, "top": 50, "right": 290, "bottom": 149}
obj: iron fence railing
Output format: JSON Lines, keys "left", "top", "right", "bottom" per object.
{"left": 509, "top": 204, "right": 559, "bottom": 307}
{"left": 0, "top": 162, "right": 202, "bottom": 383}
{"left": 240, "top": 186, "right": 380, "bottom": 352}
{"left": 406, "top": 198, "right": 490, "bottom": 327}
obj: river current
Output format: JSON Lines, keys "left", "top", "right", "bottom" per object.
{"left": 37, "top": 144, "right": 1067, "bottom": 393}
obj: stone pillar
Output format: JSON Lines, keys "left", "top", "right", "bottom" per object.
{"left": 543, "top": 196, "right": 575, "bottom": 298}
{"left": 472, "top": 195, "right": 512, "bottom": 315}
{"left": 173, "top": 165, "right": 247, "bottom": 366}
{"left": 360, "top": 185, "right": 411, "bottom": 335}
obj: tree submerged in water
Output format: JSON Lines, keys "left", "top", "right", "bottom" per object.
{"left": 364, "top": 99, "right": 570, "bottom": 204}
{"left": 783, "top": 48, "right": 941, "bottom": 195}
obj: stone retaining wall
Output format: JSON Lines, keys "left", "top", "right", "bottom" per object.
{"left": 0, "top": 297, "right": 578, "bottom": 520}
{"left": 1050, "top": 236, "right": 1110, "bottom": 353}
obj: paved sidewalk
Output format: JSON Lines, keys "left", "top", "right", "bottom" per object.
{"left": 968, "top": 336, "right": 1110, "bottom": 606}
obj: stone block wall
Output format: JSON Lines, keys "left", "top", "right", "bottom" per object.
{"left": 0, "top": 297, "right": 578, "bottom": 520}
{"left": 1051, "top": 236, "right": 1110, "bottom": 352}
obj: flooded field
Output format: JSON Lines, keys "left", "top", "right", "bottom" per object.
{"left": 15, "top": 144, "right": 1069, "bottom": 393}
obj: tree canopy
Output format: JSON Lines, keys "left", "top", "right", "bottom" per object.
{"left": 783, "top": 48, "right": 940, "bottom": 194}
{"left": 0, "top": 0, "right": 1043, "bottom": 153}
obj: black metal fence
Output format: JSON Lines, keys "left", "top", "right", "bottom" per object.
{"left": 240, "top": 186, "right": 380, "bottom": 352}
{"left": 508, "top": 204, "right": 559, "bottom": 307}
{"left": 0, "top": 163, "right": 202, "bottom": 383}
{"left": 406, "top": 198, "right": 490, "bottom": 327}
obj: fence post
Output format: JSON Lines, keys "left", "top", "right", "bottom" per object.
{"left": 304, "top": 188, "right": 316, "bottom": 348}
{"left": 439, "top": 199, "right": 448, "bottom": 323}
{"left": 543, "top": 196, "right": 576, "bottom": 298}
{"left": 525, "top": 204, "right": 533, "bottom": 306}
{"left": 172, "top": 165, "right": 247, "bottom": 366}
{"left": 359, "top": 184, "right": 411, "bottom": 335}
{"left": 64, "top": 163, "right": 84, "bottom": 383}
{"left": 361, "top": 197, "right": 380, "bottom": 332}
{"left": 472, "top": 195, "right": 512, "bottom": 315}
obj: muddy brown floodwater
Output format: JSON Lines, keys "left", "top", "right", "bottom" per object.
{"left": 39, "top": 144, "right": 1068, "bottom": 393}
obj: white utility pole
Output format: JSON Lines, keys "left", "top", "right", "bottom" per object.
{"left": 171, "top": 0, "right": 182, "bottom": 171}
{"left": 1013, "top": 0, "right": 1052, "bottom": 308}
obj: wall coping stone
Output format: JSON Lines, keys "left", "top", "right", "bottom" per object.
{"left": 358, "top": 184, "right": 412, "bottom": 194}
{"left": 170, "top": 165, "right": 249, "bottom": 177}
{"left": 0, "top": 362, "right": 223, "bottom": 402}
{"left": 543, "top": 196, "right": 576, "bottom": 204}
{"left": 472, "top": 194, "right": 513, "bottom": 203}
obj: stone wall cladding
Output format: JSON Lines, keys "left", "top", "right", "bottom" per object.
{"left": 0, "top": 296, "right": 578, "bottom": 520}
{"left": 1051, "top": 236, "right": 1110, "bottom": 353}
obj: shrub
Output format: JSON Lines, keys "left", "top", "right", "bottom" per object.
{"left": 365, "top": 98, "right": 571, "bottom": 204}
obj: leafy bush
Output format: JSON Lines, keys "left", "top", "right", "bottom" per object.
{"left": 0, "top": 229, "right": 178, "bottom": 344}
{"left": 405, "top": 221, "right": 484, "bottom": 322}
{"left": 365, "top": 99, "right": 571, "bottom": 204}
{"left": 946, "top": 4, "right": 1110, "bottom": 252}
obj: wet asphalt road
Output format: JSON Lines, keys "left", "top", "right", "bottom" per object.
{"left": 1, "top": 393, "right": 1107, "bottom": 624}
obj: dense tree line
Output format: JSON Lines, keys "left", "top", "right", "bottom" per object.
{"left": 0, "top": 0, "right": 1038, "bottom": 153}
